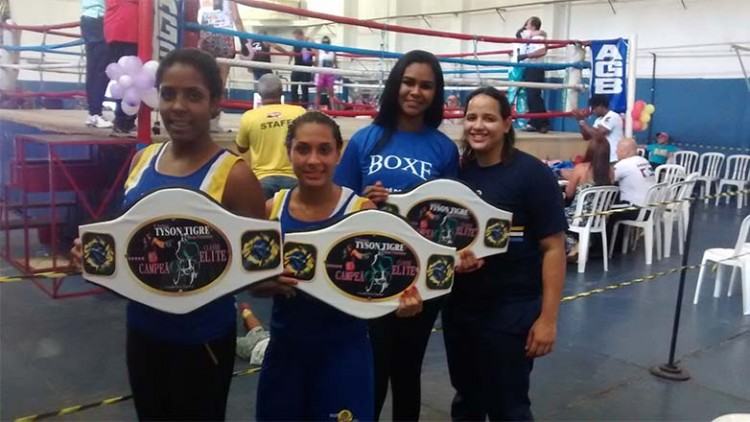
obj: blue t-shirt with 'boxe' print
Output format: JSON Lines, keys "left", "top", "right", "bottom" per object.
{"left": 334, "top": 124, "right": 459, "bottom": 194}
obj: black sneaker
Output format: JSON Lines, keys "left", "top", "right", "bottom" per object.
{"left": 110, "top": 126, "right": 135, "bottom": 138}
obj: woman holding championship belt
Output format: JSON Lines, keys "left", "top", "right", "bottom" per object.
{"left": 72, "top": 48, "right": 265, "bottom": 421}
{"left": 334, "top": 50, "right": 459, "bottom": 421}
{"left": 446, "top": 86, "right": 566, "bottom": 420}
{"left": 253, "top": 111, "right": 422, "bottom": 421}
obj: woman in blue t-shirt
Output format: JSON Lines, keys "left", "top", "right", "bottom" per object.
{"left": 446, "top": 86, "right": 567, "bottom": 420}
{"left": 252, "top": 112, "right": 422, "bottom": 421}
{"left": 334, "top": 50, "right": 459, "bottom": 421}
{"left": 73, "top": 48, "right": 266, "bottom": 420}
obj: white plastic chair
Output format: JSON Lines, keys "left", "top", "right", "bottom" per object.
{"left": 669, "top": 151, "right": 700, "bottom": 175}
{"left": 662, "top": 176, "right": 698, "bottom": 258}
{"left": 716, "top": 154, "right": 750, "bottom": 209}
{"left": 609, "top": 183, "right": 668, "bottom": 265}
{"left": 568, "top": 186, "right": 619, "bottom": 273}
{"left": 655, "top": 164, "right": 686, "bottom": 185}
{"left": 693, "top": 214, "right": 750, "bottom": 315}
{"left": 696, "top": 152, "right": 725, "bottom": 205}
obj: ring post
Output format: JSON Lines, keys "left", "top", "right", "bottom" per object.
{"left": 625, "top": 33, "right": 637, "bottom": 137}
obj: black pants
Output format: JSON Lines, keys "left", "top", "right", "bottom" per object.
{"left": 81, "top": 16, "right": 109, "bottom": 116}
{"left": 442, "top": 296, "right": 540, "bottom": 421}
{"left": 108, "top": 41, "right": 138, "bottom": 131}
{"left": 126, "top": 329, "right": 236, "bottom": 421}
{"left": 370, "top": 297, "right": 443, "bottom": 421}
{"left": 522, "top": 68, "right": 549, "bottom": 130}
{"left": 290, "top": 70, "right": 311, "bottom": 105}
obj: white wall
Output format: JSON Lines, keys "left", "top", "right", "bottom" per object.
{"left": 5, "top": 0, "right": 749, "bottom": 84}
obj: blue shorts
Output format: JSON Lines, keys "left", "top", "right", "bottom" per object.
{"left": 256, "top": 334, "right": 374, "bottom": 421}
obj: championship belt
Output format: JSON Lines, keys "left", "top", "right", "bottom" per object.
{"left": 79, "top": 188, "right": 282, "bottom": 314}
{"left": 282, "top": 209, "right": 456, "bottom": 319}
{"left": 381, "top": 179, "right": 513, "bottom": 258}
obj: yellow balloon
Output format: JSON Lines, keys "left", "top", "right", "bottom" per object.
{"left": 645, "top": 104, "right": 656, "bottom": 114}
{"left": 640, "top": 112, "right": 651, "bottom": 123}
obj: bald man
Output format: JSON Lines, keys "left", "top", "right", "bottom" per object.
{"left": 614, "top": 138, "right": 655, "bottom": 207}
{"left": 236, "top": 74, "right": 306, "bottom": 198}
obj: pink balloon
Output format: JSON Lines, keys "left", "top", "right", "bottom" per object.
{"left": 633, "top": 100, "right": 646, "bottom": 115}
{"left": 109, "top": 82, "right": 124, "bottom": 100}
{"left": 105, "top": 63, "right": 123, "bottom": 81}
{"left": 633, "top": 120, "right": 643, "bottom": 131}
{"left": 631, "top": 108, "right": 641, "bottom": 119}
{"left": 123, "top": 87, "right": 141, "bottom": 107}
{"left": 133, "top": 70, "right": 155, "bottom": 92}
{"left": 118, "top": 74, "right": 133, "bottom": 89}
{"left": 118, "top": 55, "right": 143, "bottom": 76}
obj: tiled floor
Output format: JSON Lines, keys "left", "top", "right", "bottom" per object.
{"left": 2, "top": 203, "right": 749, "bottom": 421}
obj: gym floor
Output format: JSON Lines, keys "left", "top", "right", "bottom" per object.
{"left": 2, "top": 202, "right": 749, "bottom": 421}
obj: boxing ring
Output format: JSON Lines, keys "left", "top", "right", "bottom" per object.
{"left": 0, "top": 0, "right": 637, "bottom": 278}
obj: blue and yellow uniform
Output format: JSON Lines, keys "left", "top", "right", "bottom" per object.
{"left": 122, "top": 142, "right": 243, "bottom": 420}
{"left": 256, "top": 187, "right": 373, "bottom": 422}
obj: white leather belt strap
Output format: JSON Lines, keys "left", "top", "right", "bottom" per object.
{"left": 383, "top": 179, "right": 513, "bottom": 258}
{"left": 284, "top": 209, "right": 456, "bottom": 319}
{"left": 79, "top": 188, "right": 283, "bottom": 314}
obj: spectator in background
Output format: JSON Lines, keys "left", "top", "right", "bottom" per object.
{"left": 646, "top": 131, "right": 678, "bottom": 168}
{"left": 289, "top": 28, "right": 313, "bottom": 106}
{"left": 81, "top": 0, "right": 112, "bottom": 128}
{"left": 197, "top": 0, "right": 245, "bottom": 132}
{"left": 573, "top": 94, "right": 624, "bottom": 163}
{"left": 516, "top": 16, "right": 549, "bottom": 133}
{"left": 314, "top": 35, "right": 337, "bottom": 110}
{"left": 445, "top": 94, "right": 460, "bottom": 109}
{"left": 244, "top": 30, "right": 288, "bottom": 81}
{"left": 614, "top": 138, "right": 655, "bottom": 207}
{"left": 104, "top": 0, "right": 138, "bottom": 135}
{"left": 235, "top": 74, "right": 306, "bottom": 198}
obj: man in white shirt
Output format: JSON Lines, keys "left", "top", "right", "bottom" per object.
{"left": 614, "top": 138, "right": 655, "bottom": 206}
{"left": 574, "top": 94, "right": 624, "bottom": 162}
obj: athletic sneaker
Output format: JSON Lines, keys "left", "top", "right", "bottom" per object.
{"left": 86, "top": 114, "right": 113, "bottom": 129}
{"left": 110, "top": 126, "right": 135, "bottom": 137}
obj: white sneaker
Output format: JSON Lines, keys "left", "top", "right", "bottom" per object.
{"left": 86, "top": 114, "right": 113, "bottom": 129}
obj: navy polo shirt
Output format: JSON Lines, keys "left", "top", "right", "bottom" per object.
{"left": 455, "top": 149, "right": 567, "bottom": 300}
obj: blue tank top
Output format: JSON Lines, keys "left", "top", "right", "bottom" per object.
{"left": 122, "top": 142, "right": 242, "bottom": 344}
{"left": 269, "top": 187, "right": 369, "bottom": 342}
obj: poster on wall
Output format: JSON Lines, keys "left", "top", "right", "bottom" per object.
{"left": 382, "top": 179, "right": 513, "bottom": 259}
{"left": 590, "top": 38, "right": 629, "bottom": 113}
{"left": 79, "top": 188, "right": 283, "bottom": 314}
{"left": 283, "top": 210, "right": 456, "bottom": 319}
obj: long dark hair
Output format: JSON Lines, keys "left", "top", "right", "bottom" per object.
{"left": 370, "top": 50, "right": 445, "bottom": 154}
{"left": 460, "top": 86, "right": 516, "bottom": 164}
{"left": 584, "top": 135, "right": 612, "bottom": 185}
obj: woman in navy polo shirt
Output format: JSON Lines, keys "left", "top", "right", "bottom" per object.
{"left": 445, "top": 86, "right": 567, "bottom": 420}
{"left": 334, "top": 50, "right": 459, "bottom": 421}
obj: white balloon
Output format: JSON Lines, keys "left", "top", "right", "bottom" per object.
{"left": 109, "top": 81, "right": 124, "bottom": 100}
{"left": 143, "top": 60, "right": 160, "bottom": 79}
{"left": 123, "top": 87, "right": 141, "bottom": 107}
{"left": 121, "top": 101, "right": 140, "bottom": 116}
{"left": 118, "top": 55, "right": 143, "bottom": 76}
{"left": 118, "top": 74, "right": 133, "bottom": 89}
{"left": 141, "top": 87, "right": 159, "bottom": 109}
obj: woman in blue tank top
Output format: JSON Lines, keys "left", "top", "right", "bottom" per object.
{"left": 73, "top": 49, "right": 265, "bottom": 421}
{"left": 252, "top": 112, "right": 422, "bottom": 421}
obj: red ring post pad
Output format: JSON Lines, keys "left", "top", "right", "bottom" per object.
{"left": 78, "top": 188, "right": 282, "bottom": 314}
{"left": 383, "top": 179, "right": 513, "bottom": 259}
{"left": 283, "top": 209, "right": 456, "bottom": 319}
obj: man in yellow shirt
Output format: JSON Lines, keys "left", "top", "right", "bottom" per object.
{"left": 236, "top": 73, "right": 306, "bottom": 198}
